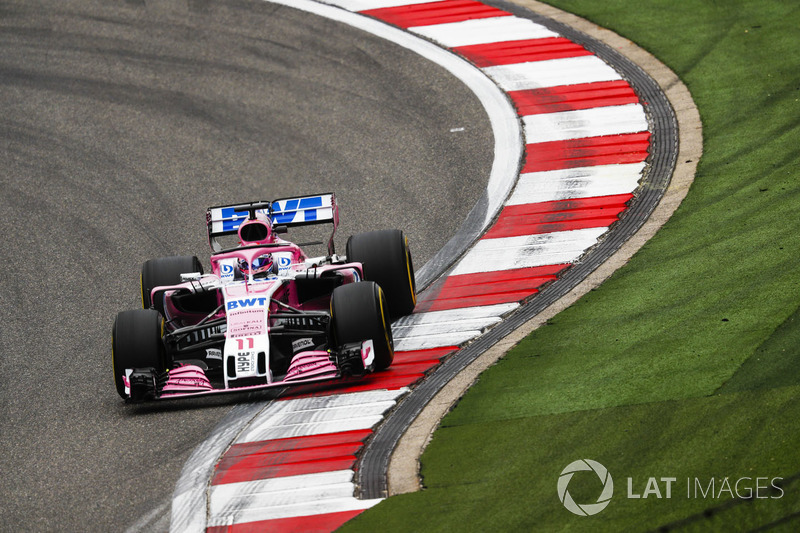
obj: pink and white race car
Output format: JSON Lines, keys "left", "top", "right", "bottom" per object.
{"left": 112, "top": 193, "right": 416, "bottom": 402}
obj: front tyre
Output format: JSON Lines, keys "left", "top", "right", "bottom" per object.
{"left": 331, "top": 281, "right": 394, "bottom": 371}
{"left": 345, "top": 229, "right": 416, "bottom": 319}
{"left": 141, "top": 255, "right": 203, "bottom": 309}
{"left": 112, "top": 309, "right": 166, "bottom": 398}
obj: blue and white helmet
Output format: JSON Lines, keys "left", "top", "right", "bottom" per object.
{"left": 237, "top": 254, "right": 274, "bottom": 277}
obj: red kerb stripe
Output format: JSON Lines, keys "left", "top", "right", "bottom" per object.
{"left": 216, "top": 442, "right": 362, "bottom": 475}
{"left": 440, "top": 265, "right": 568, "bottom": 286}
{"left": 424, "top": 290, "right": 538, "bottom": 311}
{"left": 212, "top": 456, "right": 357, "bottom": 485}
{"left": 394, "top": 346, "right": 457, "bottom": 362}
{"left": 206, "top": 509, "right": 365, "bottom": 533}
{"left": 415, "top": 265, "right": 570, "bottom": 312}
{"left": 484, "top": 195, "right": 633, "bottom": 239}
{"left": 224, "top": 430, "right": 372, "bottom": 458}
{"left": 510, "top": 80, "right": 640, "bottom": 114}
{"left": 455, "top": 37, "right": 591, "bottom": 67}
{"left": 523, "top": 132, "right": 650, "bottom": 173}
{"left": 362, "top": 0, "right": 509, "bottom": 28}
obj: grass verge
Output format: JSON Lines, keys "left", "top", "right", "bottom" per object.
{"left": 342, "top": 0, "right": 800, "bottom": 530}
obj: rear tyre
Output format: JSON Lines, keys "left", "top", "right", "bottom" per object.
{"left": 345, "top": 229, "right": 416, "bottom": 319}
{"left": 331, "top": 281, "right": 394, "bottom": 371}
{"left": 141, "top": 255, "right": 203, "bottom": 309}
{"left": 112, "top": 309, "right": 165, "bottom": 398}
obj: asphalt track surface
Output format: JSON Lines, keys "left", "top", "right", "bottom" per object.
{"left": 0, "top": 1, "right": 493, "bottom": 530}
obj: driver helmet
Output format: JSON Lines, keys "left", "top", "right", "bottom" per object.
{"left": 237, "top": 254, "right": 275, "bottom": 277}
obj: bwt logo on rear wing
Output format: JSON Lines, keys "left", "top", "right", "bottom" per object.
{"left": 272, "top": 194, "right": 338, "bottom": 228}
{"left": 206, "top": 193, "right": 339, "bottom": 254}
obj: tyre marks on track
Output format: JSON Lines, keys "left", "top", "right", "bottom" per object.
{"left": 188, "top": 0, "right": 655, "bottom": 530}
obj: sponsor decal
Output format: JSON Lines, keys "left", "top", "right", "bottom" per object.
{"left": 220, "top": 261, "right": 235, "bottom": 281}
{"left": 277, "top": 255, "right": 292, "bottom": 275}
{"left": 227, "top": 297, "right": 269, "bottom": 310}
{"left": 227, "top": 308, "right": 266, "bottom": 337}
{"left": 236, "top": 351, "right": 253, "bottom": 374}
{"left": 169, "top": 378, "right": 210, "bottom": 388}
{"left": 292, "top": 338, "right": 315, "bottom": 353}
{"left": 206, "top": 348, "right": 222, "bottom": 360}
{"left": 219, "top": 207, "right": 249, "bottom": 232}
{"left": 288, "top": 361, "right": 328, "bottom": 376}
{"left": 273, "top": 196, "right": 323, "bottom": 224}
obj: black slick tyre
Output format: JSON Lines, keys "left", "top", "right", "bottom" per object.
{"left": 112, "top": 309, "right": 165, "bottom": 398}
{"left": 345, "top": 229, "right": 416, "bottom": 319}
{"left": 331, "top": 281, "right": 394, "bottom": 371}
{"left": 141, "top": 255, "right": 203, "bottom": 309}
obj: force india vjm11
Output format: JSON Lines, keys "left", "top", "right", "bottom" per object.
{"left": 112, "top": 193, "right": 416, "bottom": 402}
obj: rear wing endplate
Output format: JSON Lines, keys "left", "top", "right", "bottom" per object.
{"left": 206, "top": 193, "right": 339, "bottom": 254}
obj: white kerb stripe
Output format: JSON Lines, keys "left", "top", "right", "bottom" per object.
{"left": 268, "top": 388, "right": 407, "bottom": 412}
{"left": 212, "top": 470, "right": 355, "bottom": 501}
{"left": 522, "top": 104, "right": 648, "bottom": 143}
{"left": 240, "top": 416, "right": 388, "bottom": 442}
{"left": 319, "top": 0, "right": 441, "bottom": 11}
{"left": 210, "top": 473, "right": 358, "bottom": 516}
{"left": 395, "top": 330, "right": 483, "bottom": 352}
{"left": 410, "top": 16, "right": 559, "bottom": 47}
{"left": 393, "top": 316, "right": 502, "bottom": 339}
{"left": 211, "top": 482, "right": 356, "bottom": 515}
{"left": 234, "top": 389, "right": 407, "bottom": 443}
{"left": 393, "top": 303, "right": 519, "bottom": 327}
{"left": 507, "top": 163, "right": 646, "bottom": 205}
{"left": 237, "top": 403, "right": 397, "bottom": 442}
{"left": 450, "top": 227, "right": 609, "bottom": 276}
{"left": 483, "top": 55, "right": 621, "bottom": 92}
{"left": 207, "top": 496, "right": 384, "bottom": 527}
{"left": 265, "top": 401, "right": 398, "bottom": 424}
{"left": 393, "top": 304, "right": 520, "bottom": 350}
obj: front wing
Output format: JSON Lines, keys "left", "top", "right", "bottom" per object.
{"left": 122, "top": 340, "right": 375, "bottom": 402}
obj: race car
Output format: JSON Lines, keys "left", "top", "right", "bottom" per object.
{"left": 112, "top": 193, "right": 416, "bottom": 402}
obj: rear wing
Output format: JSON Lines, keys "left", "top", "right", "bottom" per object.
{"left": 206, "top": 193, "right": 339, "bottom": 254}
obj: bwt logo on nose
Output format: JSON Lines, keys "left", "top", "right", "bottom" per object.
{"left": 227, "top": 298, "right": 269, "bottom": 310}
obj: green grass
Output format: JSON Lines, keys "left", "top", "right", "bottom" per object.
{"left": 341, "top": 0, "right": 800, "bottom": 530}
